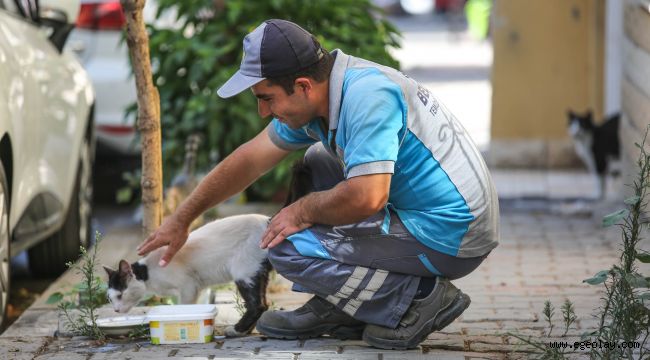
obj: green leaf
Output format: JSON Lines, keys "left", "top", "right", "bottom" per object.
{"left": 624, "top": 195, "right": 641, "bottom": 205}
{"left": 636, "top": 252, "right": 650, "bottom": 263}
{"left": 602, "top": 209, "right": 629, "bottom": 227}
{"left": 46, "top": 292, "right": 64, "bottom": 304}
{"left": 116, "top": 187, "right": 133, "bottom": 204}
{"left": 583, "top": 271, "right": 608, "bottom": 285}
{"left": 73, "top": 282, "right": 87, "bottom": 291}
{"left": 594, "top": 270, "right": 609, "bottom": 278}
{"left": 638, "top": 292, "right": 650, "bottom": 301}
{"left": 625, "top": 273, "right": 650, "bottom": 288}
{"left": 583, "top": 277, "right": 606, "bottom": 285}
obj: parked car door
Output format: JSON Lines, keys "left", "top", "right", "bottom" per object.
{"left": 1, "top": 11, "right": 93, "bottom": 226}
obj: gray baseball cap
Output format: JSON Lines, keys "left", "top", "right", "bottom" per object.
{"left": 217, "top": 19, "right": 324, "bottom": 98}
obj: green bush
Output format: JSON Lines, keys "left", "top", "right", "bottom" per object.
{"left": 146, "top": 0, "right": 401, "bottom": 200}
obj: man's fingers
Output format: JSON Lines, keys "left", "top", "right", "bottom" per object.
{"left": 137, "top": 240, "right": 151, "bottom": 254}
{"left": 137, "top": 242, "right": 151, "bottom": 256}
{"left": 137, "top": 238, "right": 159, "bottom": 256}
{"left": 136, "top": 235, "right": 151, "bottom": 251}
{"left": 138, "top": 234, "right": 170, "bottom": 257}
{"left": 137, "top": 231, "right": 159, "bottom": 254}
{"left": 260, "top": 231, "right": 274, "bottom": 249}
{"left": 261, "top": 222, "right": 279, "bottom": 249}
{"left": 267, "top": 232, "right": 287, "bottom": 249}
{"left": 261, "top": 228, "right": 272, "bottom": 243}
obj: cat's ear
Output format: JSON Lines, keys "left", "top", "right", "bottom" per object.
{"left": 103, "top": 265, "right": 116, "bottom": 277}
{"left": 118, "top": 259, "right": 133, "bottom": 275}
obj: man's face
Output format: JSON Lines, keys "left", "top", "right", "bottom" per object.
{"left": 251, "top": 79, "right": 314, "bottom": 129}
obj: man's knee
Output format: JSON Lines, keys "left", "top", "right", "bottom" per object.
{"left": 267, "top": 240, "right": 301, "bottom": 274}
{"left": 303, "top": 143, "right": 328, "bottom": 168}
{"left": 303, "top": 144, "right": 344, "bottom": 191}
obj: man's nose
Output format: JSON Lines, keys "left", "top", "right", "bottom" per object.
{"left": 258, "top": 100, "right": 271, "bottom": 118}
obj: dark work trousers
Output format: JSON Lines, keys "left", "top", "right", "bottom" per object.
{"left": 268, "top": 143, "right": 488, "bottom": 328}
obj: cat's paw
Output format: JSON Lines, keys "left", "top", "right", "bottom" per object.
{"left": 224, "top": 325, "right": 247, "bottom": 337}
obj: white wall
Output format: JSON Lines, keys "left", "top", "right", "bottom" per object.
{"left": 604, "top": 0, "right": 623, "bottom": 116}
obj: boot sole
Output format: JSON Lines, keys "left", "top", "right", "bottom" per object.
{"left": 363, "top": 291, "right": 471, "bottom": 350}
{"left": 256, "top": 322, "right": 365, "bottom": 340}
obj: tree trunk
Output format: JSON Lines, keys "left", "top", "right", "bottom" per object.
{"left": 121, "top": 0, "right": 163, "bottom": 237}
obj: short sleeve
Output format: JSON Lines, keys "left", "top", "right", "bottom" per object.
{"left": 339, "top": 69, "right": 405, "bottom": 178}
{"left": 267, "top": 119, "right": 318, "bottom": 151}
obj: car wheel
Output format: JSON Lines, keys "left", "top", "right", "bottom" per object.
{"left": 0, "top": 164, "right": 10, "bottom": 326}
{"left": 28, "top": 133, "right": 94, "bottom": 278}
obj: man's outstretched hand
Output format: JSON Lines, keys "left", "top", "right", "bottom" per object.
{"left": 260, "top": 201, "right": 312, "bottom": 249}
{"left": 137, "top": 215, "right": 189, "bottom": 267}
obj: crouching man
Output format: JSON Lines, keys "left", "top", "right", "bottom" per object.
{"left": 138, "top": 19, "right": 499, "bottom": 350}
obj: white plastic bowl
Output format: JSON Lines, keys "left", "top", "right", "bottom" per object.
{"left": 94, "top": 315, "right": 148, "bottom": 336}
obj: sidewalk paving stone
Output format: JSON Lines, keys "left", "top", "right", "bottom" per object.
{"left": 3, "top": 172, "right": 649, "bottom": 358}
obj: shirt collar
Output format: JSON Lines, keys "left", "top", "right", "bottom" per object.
{"left": 327, "top": 49, "right": 350, "bottom": 131}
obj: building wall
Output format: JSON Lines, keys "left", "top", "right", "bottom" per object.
{"left": 489, "top": 0, "right": 605, "bottom": 168}
{"left": 604, "top": 0, "right": 623, "bottom": 115}
{"left": 621, "top": 0, "right": 650, "bottom": 194}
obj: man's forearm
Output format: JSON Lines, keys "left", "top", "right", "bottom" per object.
{"left": 298, "top": 178, "right": 386, "bottom": 226}
{"left": 259, "top": 172, "right": 390, "bottom": 249}
{"left": 172, "top": 149, "right": 256, "bottom": 226}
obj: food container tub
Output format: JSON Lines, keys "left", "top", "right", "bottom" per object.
{"left": 147, "top": 304, "right": 218, "bottom": 344}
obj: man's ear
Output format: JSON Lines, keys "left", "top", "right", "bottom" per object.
{"left": 294, "top": 77, "right": 312, "bottom": 93}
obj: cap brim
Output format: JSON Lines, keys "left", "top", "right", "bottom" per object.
{"left": 217, "top": 71, "right": 265, "bottom": 98}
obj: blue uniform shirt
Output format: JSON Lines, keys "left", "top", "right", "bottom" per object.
{"left": 268, "top": 50, "right": 499, "bottom": 258}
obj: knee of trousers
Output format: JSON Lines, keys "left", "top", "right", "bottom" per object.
{"left": 303, "top": 143, "right": 329, "bottom": 167}
{"left": 267, "top": 240, "right": 303, "bottom": 276}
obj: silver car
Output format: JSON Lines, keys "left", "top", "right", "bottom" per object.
{"left": 65, "top": 0, "right": 173, "bottom": 156}
{"left": 0, "top": 0, "right": 95, "bottom": 324}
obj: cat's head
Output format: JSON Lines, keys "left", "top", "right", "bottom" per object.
{"left": 103, "top": 259, "right": 147, "bottom": 313}
{"left": 567, "top": 109, "right": 595, "bottom": 137}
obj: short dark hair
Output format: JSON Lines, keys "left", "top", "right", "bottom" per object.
{"left": 266, "top": 45, "right": 334, "bottom": 95}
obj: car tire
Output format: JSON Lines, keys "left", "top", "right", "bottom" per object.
{"left": 28, "top": 133, "right": 94, "bottom": 278}
{"left": 0, "top": 164, "right": 10, "bottom": 327}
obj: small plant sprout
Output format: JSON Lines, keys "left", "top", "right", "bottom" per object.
{"left": 50, "top": 231, "right": 107, "bottom": 341}
{"left": 543, "top": 300, "right": 554, "bottom": 337}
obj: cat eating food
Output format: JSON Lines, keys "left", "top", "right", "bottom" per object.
{"left": 104, "top": 214, "right": 271, "bottom": 337}
{"left": 104, "top": 160, "right": 313, "bottom": 337}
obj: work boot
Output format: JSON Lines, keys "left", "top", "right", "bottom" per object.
{"left": 256, "top": 296, "right": 365, "bottom": 340}
{"left": 362, "top": 278, "right": 470, "bottom": 350}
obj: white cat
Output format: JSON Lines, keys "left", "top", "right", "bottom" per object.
{"left": 103, "top": 214, "right": 271, "bottom": 337}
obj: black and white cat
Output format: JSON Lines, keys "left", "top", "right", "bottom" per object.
{"left": 567, "top": 109, "right": 620, "bottom": 199}
{"left": 104, "top": 160, "right": 313, "bottom": 337}
{"left": 104, "top": 214, "right": 271, "bottom": 337}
